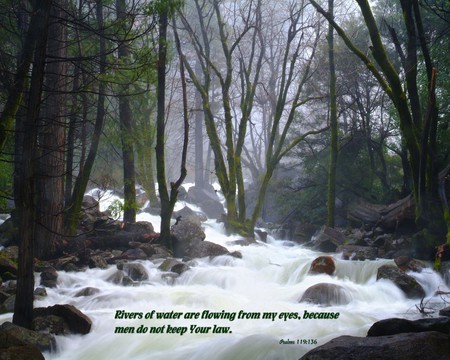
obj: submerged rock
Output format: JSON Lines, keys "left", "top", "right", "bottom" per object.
{"left": 309, "top": 256, "right": 336, "bottom": 275}
{"left": 299, "top": 283, "right": 351, "bottom": 306}
{"left": 376, "top": 264, "right": 425, "bottom": 299}
{"left": 336, "top": 245, "right": 377, "bottom": 261}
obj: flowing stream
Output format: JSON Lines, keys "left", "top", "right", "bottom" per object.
{"left": 1, "top": 194, "right": 448, "bottom": 360}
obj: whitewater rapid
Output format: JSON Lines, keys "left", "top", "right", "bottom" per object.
{"left": 1, "top": 193, "right": 448, "bottom": 360}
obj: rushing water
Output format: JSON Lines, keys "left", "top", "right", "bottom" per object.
{"left": 1, "top": 193, "right": 448, "bottom": 360}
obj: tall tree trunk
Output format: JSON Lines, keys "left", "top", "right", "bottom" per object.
{"left": 156, "top": 12, "right": 189, "bottom": 249}
{"left": 116, "top": 0, "right": 136, "bottom": 223}
{"left": 13, "top": 0, "right": 52, "bottom": 328}
{"left": 194, "top": 61, "right": 205, "bottom": 189}
{"left": 35, "top": 0, "right": 68, "bottom": 260}
{"left": 327, "top": 0, "right": 338, "bottom": 228}
{"left": 65, "top": 0, "right": 107, "bottom": 235}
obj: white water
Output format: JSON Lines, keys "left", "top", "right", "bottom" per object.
{"left": 1, "top": 195, "right": 449, "bottom": 360}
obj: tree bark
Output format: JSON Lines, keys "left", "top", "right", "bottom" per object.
{"left": 116, "top": 0, "right": 136, "bottom": 223}
{"left": 327, "top": 0, "right": 338, "bottom": 228}
{"left": 35, "top": 0, "right": 68, "bottom": 260}
{"left": 65, "top": 0, "right": 107, "bottom": 235}
{"left": 13, "top": 0, "right": 52, "bottom": 329}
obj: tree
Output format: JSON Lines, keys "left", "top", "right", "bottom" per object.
{"left": 309, "top": 0, "right": 448, "bottom": 256}
{"left": 13, "top": 0, "right": 53, "bottom": 329}
{"left": 327, "top": 0, "right": 338, "bottom": 227}
{"left": 155, "top": 0, "right": 188, "bottom": 248}
{"left": 34, "top": 0, "right": 68, "bottom": 260}
{"left": 178, "top": 0, "right": 328, "bottom": 235}
{"left": 116, "top": 0, "right": 137, "bottom": 223}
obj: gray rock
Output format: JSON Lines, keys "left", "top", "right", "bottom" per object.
{"left": 299, "top": 283, "right": 351, "bottom": 306}
{"left": 117, "top": 262, "right": 148, "bottom": 281}
{"left": 300, "top": 332, "right": 450, "bottom": 360}
{"left": 367, "top": 317, "right": 450, "bottom": 336}
{"left": 39, "top": 267, "right": 58, "bottom": 288}
{"left": 336, "top": 245, "right": 378, "bottom": 261}
{"left": 306, "top": 226, "right": 345, "bottom": 252}
{"left": 376, "top": 264, "right": 426, "bottom": 299}
{"left": 0, "top": 322, "right": 55, "bottom": 352}
{"left": 0, "top": 328, "right": 45, "bottom": 360}
{"left": 33, "top": 304, "right": 92, "bottom": 335}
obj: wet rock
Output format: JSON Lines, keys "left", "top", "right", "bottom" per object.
{"left": 0, "top": 245, "right": 19, "bottom": 261}
{"left": 0, "top": 322, "right": 55, "bottom": 352}
{"left": 74, "top": 287, "right": 100, "bottom": 297}
{"left": 306, "top": 226, "right": 345, "bottom": 252}
{"left": 123, "top": 221, "right": 154, "bottom": 235}
{"left": 0, "top": 329, "right": 45, "bottom": 360}
{"left": 183, "top": 240, "right": 229, "bottom": 259}
{"left": 255, "top": 229, "right": 268, "bottom": 242}
{"left": 117, "top": 262, "right": 148, "bottom": 281}
{"left": 0, "top": 255, "right": 17, "bottom": 279}
{"left": 107, "top": 270, "right": 123, "bottom": 284}
{"left": 172, "top": 218, "right": 206, "bottom": 243}
{"left": 228, "top": 237, "right": 257, "bottom": 246}
{"left": 0, "top": 294, "right": 15, "bottom": 313}
{"left": 394, "top": 256, "right": 424, "bottom": 272}
{"left": 34, "top": 287, "right": 47, "bottom": 298}
{"left": 299, "top": 283, "right": 351, "bottom": 306}
{"left": 32, "top": 314, "right": 70, "bottom": 335}
{"left": 120, "top": 248, "right": 148, "bottom": 260}
{"left": 172, "top": 219, "right": 206, "bottom": 258}
{"left": 376, "top": 264, "right": 425, "bottom": 299}
{"left": 186, "top": 186, "right": 224, "bottom": 219}
{"left": 290, "top": 223, "right": 318, "bottom": 244}
{"left": 39, "top": 266, "right": 58, "bottom": 288}
{"left": 336, "top": 245, "right": 378, "bottom": 261}
{"left": 439, "top": 306, "right": 450, "bottom": 317}
{"left": 33, "top": 304, "right": 92, "bottom": 335}
{"left": 138, "top": 243, "right": 157, "bottom": 257}
{"left": 151, "top": 245, "right": 173, "bottom": 260}
{"left": 159, "top": 259, "right": 190, "bottom": 275}
{"left": 367, "top": 317, "right": 450, "bottom": 336}
{"left": 88, "top": 255, "right": 108, "bottom": 269}
{"left": 173, "top": 206, "right": 207, "bottom": 225}
{"left": 299, "top": 331, "right": 450, "bottom": 360}
{"left": 230, "top": 251, "right": 243, "bottom": 259}
{"left": 54, "top": 255, "right": 82, "bottom": 272}
{"left": 309, "top": 256, "right": 336, "bottom": 275}
{"left": 82, "top": 194, "right": 100, "bottom": 213}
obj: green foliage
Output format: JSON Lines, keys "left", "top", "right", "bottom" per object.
{"left": 107, "top": 199, "right": 124, "bottom": 219}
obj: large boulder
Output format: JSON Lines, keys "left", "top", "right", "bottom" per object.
{"left": 184, "top": 240, "right": 229, "bottom": 259}
{"left": 0, "top": 329, "right": 45, "bottom": 360}
{"left": 309, "top": 256, "right": 336, "bottom": 275}
{"left": 306, "top": 226, "right": 345, "bottom": 252}
{"left": 33, "top": 304, "right": 92, "bottom": 335}
{"left": 117, "top": 262, "right": 148, "bottom": 281}
{"left": 0, "top": 322, "right": 55, "bottom": 352}
{"left": 186, "top": 186, "right": 224, "bottom": 219}
{"left": 171, "top": 218, "right": 206, "bottom": 258}
{"left": 367, "top": 317, "right": 450, "bottom": 337}
{"left": 336, "top": 245, "right": 378, "bottom": 261}
{"left": 376, "top": 264, "right": 426, "bottom": 299}
{"left": 39, "top": 266, "right": 58, "bottom": 288}
{"left": 299, "top": 283, "right": 351, "bottom": 306}
{"left": 290, "top": 223, "right": 319, "bottom": 244}
{"left": 173, "top": 206, "right": 207, "bottom": 225}
{"left": 299, "top": 332, "right": 450, "bottom": 360}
